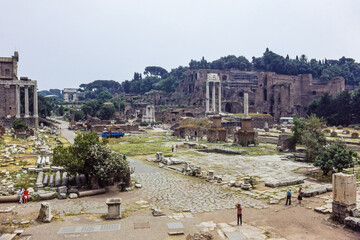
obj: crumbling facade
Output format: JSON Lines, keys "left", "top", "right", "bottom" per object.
{"left": 0, "top": 52, "right": 38, "bottom": 128}
{"left": 175, "top": 69, "right": 345, "bottom": 120}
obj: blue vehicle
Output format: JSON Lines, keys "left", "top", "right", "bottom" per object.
{"left": 101, "top": 125, "right": 125, "bottom": 138}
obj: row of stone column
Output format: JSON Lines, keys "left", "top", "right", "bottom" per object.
{"left": 15, "top": 85, "right": 38, "bottom": 119}
{"left": 206, "top": 81, "right": 221, "bottom": 114}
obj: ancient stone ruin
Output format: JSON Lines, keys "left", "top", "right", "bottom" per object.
{"left": 332, "top": 173, "right": 357, "bottom": 223}
{"left": 142, "top": 105, "right": 155, "bottom": 122}
{"left": 207, "top": 115, "right": 227, "bottom": 142}
{"left": 234, "top": 93, "right": 256, "bottom": 146}
{"left": 0, "top": 52, "right": 39, "bottom": 128}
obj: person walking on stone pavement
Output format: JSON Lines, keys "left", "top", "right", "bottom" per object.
{"left": 171, "top": 145, "right": 174, "bottom": 152}
{"left": 285, "top": 189, "right": 291, "bottom": 205}
{"left": 18, "top": 188, "right": 24, "bottom": 204}
{"left": 235, "top": 203, "right": 242, "bottom": 225}
{"left": 297, "top": 187, "right": 303, "bottom": 205}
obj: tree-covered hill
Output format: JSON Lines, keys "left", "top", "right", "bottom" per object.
{"left": 83, "top": 48, "right": 360, "bottom": 95}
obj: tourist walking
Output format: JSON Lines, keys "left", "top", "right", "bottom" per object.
{"left": 285, "top": 189, "right": 291, "bottom": 205}
{"left": 23, "top": 189, "right": 29, "bottom": 203}
{"left": 297, "top": 187, "right": 303, "bottom": 205}
{"left": 176, "top": 144, "right": 178, "bottom": 152}
{"left": 235, "top": 203, "right": 242, "bottom": 225}
{"left": 18, "top": 188, "right": 24, "bottom": 204}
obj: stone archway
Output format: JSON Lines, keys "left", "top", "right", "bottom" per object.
{"left": 225, "top": 102, "right": 233, "bottom": 113}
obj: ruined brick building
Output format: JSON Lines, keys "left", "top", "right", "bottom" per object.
{"left": 0, "top": 52, "right": 38, "bottom": 128}
{"left": 174, "top": 69, "right": 345, "bottom": 120}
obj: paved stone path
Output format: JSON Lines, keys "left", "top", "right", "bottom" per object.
{"left": 134, "top": 170, "right": 266, "bottom": 213}
{"left": 175, "top": 152, "right": 312, "bottom": 183}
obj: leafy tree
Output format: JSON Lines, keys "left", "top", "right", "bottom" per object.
{"left": 81, "top": 100, "right": 101, "bottom": 117}
{"left": 144, "top": 66, "right": 168, "bottom": 79}
{"left": 291, "top": 115, "right": 326, "bottom": 162}
{"left": 290, "top": 117, "right": 305, "bottom": 145}
{"left": 96, "top": 90, "right": 112, "bottom": 103}
{"left": 38, "top": 95, "right": 53, "bottom": 117}
{"left": 74, "top": 110, "right": 85, "bottom": 121}
{"left": 315, "top": 141, "right": 358, "bottom": 175}
{"left": 53, "top": 132, "right": 129, "bottom": 184}
{"left": 98, "top": 105, "right": 116, "bottom": 120}
{"left": 58, "top": 105, "right": 64, "bottom": 116}
{"left": 13, "top": 119, "right": 27, "bottom": 130}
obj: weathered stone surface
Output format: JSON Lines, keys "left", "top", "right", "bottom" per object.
{"left": 37, "top": 202, "right": 53, "bottom": 223}
{"left": 303, "top": 186, "right": 329, "bottom": 197}
{"left": 35, "top": 171, "right": 44, "bottom": 188}
{"left": 106, "top": 198, "right": 121, "bottom": 220}
{"left": 152, "top": 208, "right": 165, "bottom": 217}
{"left": 0, "top": 195, "right": 20, "bottom": 203}
{"left": 344, "top": 217, "right": 360, "bottom": 231}
{"left": 78, "top": 188, "right": 106, "bottom": 198}
{"left": 265, "top": 178, "right": 304, "bottom": 188}
{"left": 54, "top": 171, "right": 61, "bottom": 187}
{"left": 69, "top": 193, "right": 78, "bottom": 199}
{"left": 39, "top": 192, "right": 57, "bottom": 200}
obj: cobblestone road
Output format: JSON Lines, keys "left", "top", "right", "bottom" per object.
{"left": 134, "top": 170, "right": 266, "bottom": 213}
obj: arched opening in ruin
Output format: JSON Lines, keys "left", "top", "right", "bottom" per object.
{"left": 225, "top": 102, "right": 233, "bottom": 113}
{"left": 68, "top": 94, "right": 74, "bottom": 101}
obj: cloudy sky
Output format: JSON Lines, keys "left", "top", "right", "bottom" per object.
{"left": 1, "top": 0, "right": 359, "bottom": 90}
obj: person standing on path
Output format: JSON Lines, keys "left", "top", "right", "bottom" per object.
{"left": 235, "top": 203, "right": 242, "bottom": 225}
{"left": 23, "top": 189, "right": 29, "bottom": 203}
{"left": 171, "top": 145, "right": 174, "bottom": 152}
{"left": 18, "top": 188, "right": 24, "bottom": 204}
{"left": 298, "top": 187, "right": 303, "bottom": 205}
{"left": 285, "top": 189, "right": 292, "bottom": 205}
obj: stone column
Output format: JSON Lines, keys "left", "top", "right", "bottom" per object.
{"left": 24, "top": 86, "right": 29, "bottom": 118}
{"left": 15, "top": 85, "right": 21, "bottom": 118}
{"left": 212, "top": 82, "right": 216, "bottom": 113}
{"left": 206, "top": 81, "right": 209, "bottom": 112}
{"left": 218, "top": 83, "right": 221, "bottom": 113}
{"left": 33, "top": 84, "right": 39, "bottom": 129}
{"left": 244, "top": 93, "right": 249, "bottom": 117}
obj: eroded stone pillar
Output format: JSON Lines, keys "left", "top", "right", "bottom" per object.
{"left": 15, "top": 85, "right": 21, "bottom": 118}
{"left": 33, "top": 84, "right": 39, "bottom": 129}
{"left": 244, "top": 93, "right": 249, "bottom": 117}
{"left": 212, "top": 82, "right": 216, "bottom": 113}
{"left": 218, "top": 83, "right": 221, "bottom": 113}
{"left": 24, "top": 86, "right": 29, "bottom": 118}
{"left": 332, "top": 173, "right": 357, "bottom": 223}
{"left": 206, "top": 81, "right": 209, "bottom": 112}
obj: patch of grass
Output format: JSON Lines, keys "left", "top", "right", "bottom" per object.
{"left": 215, "top": 143, "right": 278, "bottom": 156}
{"left": 110, "top": 142, "right": 171, "bottom": 156}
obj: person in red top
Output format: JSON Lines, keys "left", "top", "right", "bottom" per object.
{"left": 23, "top": 189, "right": 29, "bottom": 203}
{"left": 235, "top": 203, "right": 242, "bottom": 225}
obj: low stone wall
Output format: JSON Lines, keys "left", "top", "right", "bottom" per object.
{"left": 265, "top": 178, "right": 304, "bottom": 188}
{"left": 257, "top": 136, "right": 278, "bottom": 144}
{"left": 0, "top": 117, "right": 36, "bottom": 128}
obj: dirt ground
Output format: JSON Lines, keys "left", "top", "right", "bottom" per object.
{"left": 0, "top": 188, "right": 359, "bottom": 240}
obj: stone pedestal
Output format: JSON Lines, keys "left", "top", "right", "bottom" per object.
{"left": 37, "top": 202, "right": 53, "bottom": 223}
{"left": 156, "top": 152, "right": 163, "bottom": 162}
{"left": 331, "top": 131, "right": 337, "bottom": 137}
{"left": 208, "top": 170, "right": 214, "bottom": 180}
{"left": 106, "top": 198, "right": 122, "bottom": 220}
{"left": 201, "top": 171, "right": 207, "bottom": 178}
{"left": 241, "top": 177, "right": 251, "bottom": 190}
{"left": 332, "top": 173, "right": 357, "bottom": 223}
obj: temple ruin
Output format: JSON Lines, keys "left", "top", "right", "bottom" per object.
{"left": 0, "top": 52, "right": 38, "bottom": 128}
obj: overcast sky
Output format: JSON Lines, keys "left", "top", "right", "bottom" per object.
{"left": 1, "top": 0, "right": 359, "bottom": 90}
